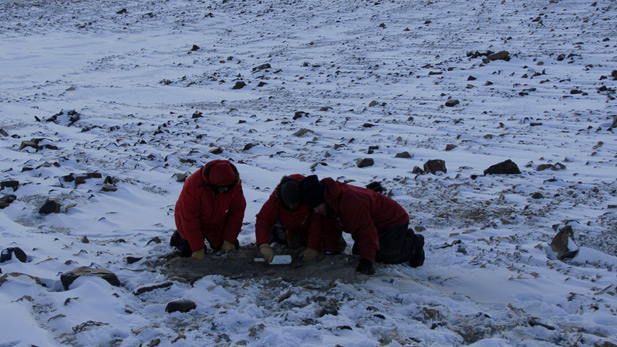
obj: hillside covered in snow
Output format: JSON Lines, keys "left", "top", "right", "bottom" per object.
{"left": 1, "top": 0, "right": 616, "bottom": 346}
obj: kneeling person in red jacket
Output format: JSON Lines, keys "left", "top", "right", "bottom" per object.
{"left": 171, "top": 160, "right": 246, "bottom": 259}
{"left": 255, "top": 175, "right": 344, "bottom": 263}
{"left": 298, "top": 175, "right": 424, "bottom": 274}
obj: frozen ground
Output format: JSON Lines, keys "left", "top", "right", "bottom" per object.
{"left": 1, "top": 0, "right": 616, "bottom": 346}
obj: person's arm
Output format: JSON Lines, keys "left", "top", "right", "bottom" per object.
{"left": 176, "top": 184, "right": 208, "bottom": 252}
{"left": 255, "top": 193, "right": 280, "bottom": 246}
{"left": 222, "top": 186, "right": 247, "bottom": 243}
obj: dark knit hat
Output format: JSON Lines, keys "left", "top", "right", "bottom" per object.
{"left": 207, "top": 162, "right": 236, "bottom": 187}
{"left": 298, "top": 175, "right": 324, "bottom": 208}
{"left": 280, "top": 179, "right": 301, "bottom": 207}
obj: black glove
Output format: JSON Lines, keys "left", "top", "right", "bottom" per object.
{"left": 356, "top": 258, "right": 375, "bottom": 275}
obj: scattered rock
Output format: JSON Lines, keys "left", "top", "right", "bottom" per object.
{"left": 191, "top": 44, "right": 200, "bottom": 51}
{"left": 368, "top": 100, "right": 379, "bottom": 107}
{"left": 483, "top": 159, "right": 521, "bottom": 175}
{"left": 0, "top": 195, "right": 17, "bottom": 209}
{"left": 395, "top": 151, "right": 412, "bottom": 159}
{"left": 445, "top": 99, "right": 460, "bottom": 107}
{"left": 468, "top": 50, "right": 511, "bottom": 62}
{"left": 252, "top": 63, "right": 272, "bottom": 72}
{"left": 483, "top": 50, "right": 511, "bottom": 63}
{"left": 191, "top": 111, "right": 203, "bottom": 119}
{"left": 45, "top": 110, "right": 80, "bottom": 127}
{"left": 1, "top": 180, "right": 19, "bottom": 191}
{"left": 537, "top": 162, "right": 566, "bottom": 171}
{"left": 232, "top": 81, "right": 247, "bottom": 89}
{"left": 536, "top": 164, "right": 553, "bottom": 171}
{"left": 531, "top": 192, "right": 544, "bottom": 199}
{"left": 209, "top": 147, "right": 224, "bottom": 155}
{"left": 292, "top": 128, "right": 314, "bottom": 137}
{"left": 293, "top": 111, "right": 309, "bottom": 120}
{"left": 445, "top": 144, "right": 457, "bottom": 151}
{"left": 550, "top": 225, "right": 579, "bottom": 261}
{"left": 0, "top": 272, "right": 42, "bottom": 287}
{"left": 0, "top": 128, "right": 8, "bottom": 137}
{"left": 39, "top": 199, "right": 62, "bottom": 214}
{"left": 147, "top": 237, "right": 162, "bottom": 246}
{"left": 316, "top": 297, "right": 339, "bottom": 317}
{"left": 19, "top": 140, "right": 39, "bottom": 151}
{"left": 423, "top": 159, "right": 447, "bottom": 174}
{"left": 356, "top": 158, "right": 374, "bottom": 168}
{"left": 18, "top": 138, "right": 59, "bottom": 151}
{"left": 366, "top": 182, "right": 385, "bottom": 194}
{"left": 126, "top": 256, "right": 143, "bottom": 264}
{"left": 528, "top": 317, "right": 556, "bottom": 331}
{"left": 0, "top": 247, "right": 28, "bottom": 263}
{"left": 609, "top": 115, "right": 617, "bottom": 129}
{"left": 133, "top": 281, "right": 173, "bottom": 296}
{"left": 60, "top": 267, "right": 121, "bottom": 290}
{"left": 81, "top": 236, "right": 89, "bottom": 244}
{"left": 243, "top": 143, "right": 258, "bottom": 151}
{"left": 116, "top": 8, "right": 127, "bottom": 14}
{"left": 612, "top": 70, "right": 617, "bottom": 80}
{"left": 173, "top": 172, "right": 189, "bottom": 182}
{"left": 412, "top": 166, "right": 424, "bottom": 175}
{"left": 165, "top": 299, "right": 196, "bottom": 313}
{"left": 62, "top": 172, "right": 103, "bottom": 188}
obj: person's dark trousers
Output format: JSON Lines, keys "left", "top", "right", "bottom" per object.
{"left": 375, "top": 224, "right": 425, "bottom": 267}
{"left": 170, "top": 230, "right": 192, "bottom": 257}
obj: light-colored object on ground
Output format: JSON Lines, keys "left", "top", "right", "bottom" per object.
{"left": 253, "top": 255, "right": 292, "bottom": 265}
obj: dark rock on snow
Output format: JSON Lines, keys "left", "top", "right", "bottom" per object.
{"left": 133, "top": 281, "right": 173, "bottom": 296}
{"left": 232, "top": 81, "right": 247, "bottom": 89}
{"left": 366, "top": 182, "right": 385, "bottom": 194}
{"left": 550, "top": 225, "right": 579, "bottom": 261}
{"left": 0, "top": 195, "right": 17, "bottom": 209}
{"left": 356, "top": 158, "right": 374, "bottom": 168}
{"left": 395, "top": 151, "right": 412, "bottom": 159}
{"left": 1, "top": 247, "right": 28, "bottom": 263}
{"left": 423, "top": 159, "right": 447, "bottom": 174}
{"left": 1, "top": 180, "right": 19, "bottom": 191}
{"left": 483, "top": 159, "right": 521, "bottom": 175}
{"left": 39, "top": 199, "right": 62, "bottom": 214}
{"left": 165, "top": 299, "right": 196, "bottom": 313}
{"left": 445, "top": 99, "right": 460, "bottom": 107}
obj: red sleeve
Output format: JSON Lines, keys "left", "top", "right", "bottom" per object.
{"left": 255, "top": 192, "right": 281, "bottom": 245}
{"left": 222, "top": 185, "right": 247, "bottom": 243}
{"left": 176, "top": 178, "right": 207, "bottom": 252}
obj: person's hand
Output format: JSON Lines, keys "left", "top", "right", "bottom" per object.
{"left": 221, "top": 240, "right": 236, "bottom": 253}
{"left": 259, "top": 243, "right": 274, "bottom": 263}
{"left": 300, "top": 248, "right": 319, "bottom": 261}
{"left": 191, "top": 248, "right": 206, "bottom": 260}
{"left": 356, "top": 259, "right": 375, "bottom": 275}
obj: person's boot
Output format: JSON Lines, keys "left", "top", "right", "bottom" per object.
{"left": 409, "top": 234, "right": 425, "bottom": 268}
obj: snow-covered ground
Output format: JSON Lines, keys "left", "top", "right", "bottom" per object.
{"left": 1, "top": 0, "right": 616, "bottom": 345}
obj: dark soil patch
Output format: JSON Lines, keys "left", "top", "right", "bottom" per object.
{"left": 159, "top": 245, "right": 366, "bottom": 285}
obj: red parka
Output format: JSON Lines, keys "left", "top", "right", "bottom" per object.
{"left": 321, "top": 178, "right": 409, "bottom": 261}
{"left": 174, "top": 160, "right": 246, "bottom": 252}
{"left": 255, "top": 174, "right": 340, "bottom": 252}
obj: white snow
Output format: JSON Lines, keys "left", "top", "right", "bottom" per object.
{"left": 1, "top": 0, "right": 616, "bottom": 346}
